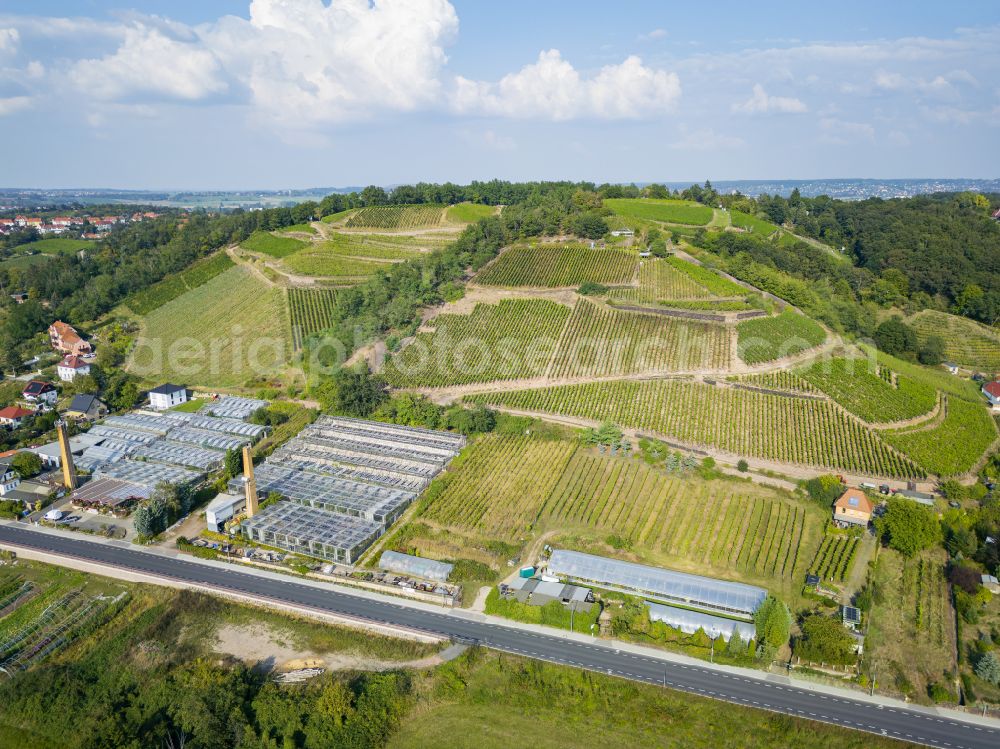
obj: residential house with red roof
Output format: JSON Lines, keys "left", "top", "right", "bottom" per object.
{"left": 48, "top": 320, "right": 92, "bottom": 356}
{"left": 984, "top": 381, "right": 1000, "bottom": 410}
{"left": 833, "top": 488, "right": 874, "bottom": 528}
{"left": 0, "top": 406, "right": 35, "bottom": 428}
{"left": 57, "top": 355, "right": 91, "bottom": 382}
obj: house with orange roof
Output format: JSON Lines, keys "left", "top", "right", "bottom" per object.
{"left": 833, "top": 488, "right": 874, "bottom": 528}
{"left": 48, "top": 321, "right": 92, "bottom": 356}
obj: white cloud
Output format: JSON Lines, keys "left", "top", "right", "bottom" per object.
{"left": 452, "top": 50, "right": 680, "bottom": 120}
{"left": 639, "top": 28, "right": 667, "bottom": 41}
{"left": 0, "top": 95, "right": 31, "bottom": 116}
{"left": 71, "top": 23, "right": 227, "bottom": 101}
{"left": 733, "top": 83, "right": 807, "bottom": 114}
{"left": 0, "top": 27, "right": 18, "bottom": 56}
{"left": 819, "top": 118, "right": 875, "bottom": 144}
{"left": 669, "top": 127, "right": 744, "bottom": 151}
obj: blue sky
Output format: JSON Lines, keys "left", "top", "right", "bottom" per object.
{"left": 0, "top": 1, "right": 998, "bottom": 189}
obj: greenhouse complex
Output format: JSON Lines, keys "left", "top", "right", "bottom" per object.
{"left": 546, "top": 549, "right": 767, "bottom": 621}
{"left": 238, "top": 417, "right": 465, "bottom": 563}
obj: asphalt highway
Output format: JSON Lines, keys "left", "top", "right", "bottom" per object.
{"left": 1, "top": 524, "right": 996, "bottom": 749}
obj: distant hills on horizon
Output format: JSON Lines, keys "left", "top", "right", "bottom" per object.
{"left": 1, "top": 177, "right": 998, "bottom": 210}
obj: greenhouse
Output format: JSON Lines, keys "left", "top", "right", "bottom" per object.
{"left": 166, "top": 427, "right": 250, "bottom": 452}
{"left": 96, "top": 459, "right": 202, "bottom": 489}
{"left": 547, "top": 549, "right": 767, "bottom": 619}
{"left": 646, "top": 602, "right": 757, "bottom": 643}
{"left": 132, "top": 441, "right": 225, "bottom": 471}
{"left": 378, "top": 550, "right": 453, "bottom": 582}
{"left": 202, "top": 395, "right": 268, "bottom": 420}
{"left": 241, "top": 503, "right": 381, "bottom": 564}
{"left": 183, "top": 414, "right": 266, "bottom": 438}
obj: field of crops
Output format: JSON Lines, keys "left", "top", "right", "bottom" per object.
{"left": 737, "top": 310, "right": 827, "bottom": 364}
{"left": 315, "top": 232, "right": 446, "bottom": 260}
{"left": 130, "top": 265, "right": 290, "bottom": 387}
{"left": 907, "top": 309, "right": 1000, "bottom": 370}
{"left": 665, "top": 257, "right": 748, "bottom": 297}
{"left": 729, "top": 372, "right": 819, "bottom": 393}
{"left": 880, "top": 395, "right": 997, "bottom": 476}
{"left": 605, "top": 198, "right": 713, "bottom": 226}
{"left": 809, "top": 534, "right": 860, "bottom": 582}
{"left": 446, "top": 203, "right": 496, "bottom": 223}
{"left": 549, "top": 298, "right": 731, "bottom": 377}
{"left": 288, "top": 288, "right": 338, "bottom": 350}
{"left": 731, "top": 210, "right": 780, "bottom": 235}
{"left": 861, "top": 344, "right": 984, "bottom": 403}
{"left": 608, "top": 258, "right": 714, "bottom": 303}
{"left": 282, "top": 251, "right": 394, "bottom": 279}
{"left": 798, "top": 358, "right": 937, "bottom": 424}
{"left": 419, "top": 435, "right": 824, "bottom": 591}
{"left": 475, "top": 245, "right": 637, "bottom": 288}
{"left": 277, "top": 223, "right": 317, "bottom": 235}
{"left": 382, "top": 299, "right": 571, "bottom": 387}
{"left": 344, "top": 204, "right": 444, "bottom": 229}
{"left": 652, "top": 299, "right": 756, "bottom": 312}
{"left": 241, "top": 231, "right": 308, "bottom": 258}
{"left": 16, "top": 238, "right": 94, "bottom": 254}
{"left": 469, "top": 379, "right": 924, "bottom": 478}
{"left": 125, "top": 252, "right": 235, "bottom": 315}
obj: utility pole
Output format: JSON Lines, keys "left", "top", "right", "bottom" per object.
{"left": 570, "top": 604, "right": 575, "bottom": 632}
{"left": 870, "top": 661, "right": 877, "bottom": 697}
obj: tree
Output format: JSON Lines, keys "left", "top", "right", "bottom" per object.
{"left": 568, "top": 212, "right": 609, "bottom": 239}
{"left": 224, "top": 448, "right": 242, "bottom": 479}
{"left": 918, "top": 335, "right": 946, "bottom": 365}
{"left": 975, "top": 651, "right": 1000, "bottom": 686}
{"left": 795, "top": 615, "right": 857, "bottom": 665}
{"left": 803, "top": 474, "right": 844, "bottom": 505}
{"left": 948, "top": 564, "right": 981, "bottom": 594}
{"left": 323, "top": 368, "right": 388, "bottom": 418}
{"left": 874, "top": 497, "right": 942, "bottom": 557}
{"left": 10, "top": 451, "right": 42, "bottom": 478}
{"left": 874, "top": 317, "right": 917, "bottom": 357}
{"left": 753, "top": 595, "right": 791, "bottom": 650}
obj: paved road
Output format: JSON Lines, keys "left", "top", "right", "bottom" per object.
{"left": 1, "top": 525, "right": 996, "bottom": 749}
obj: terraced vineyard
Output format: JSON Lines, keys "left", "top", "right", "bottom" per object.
{"left": 549, "top": 298, "right": 731, "bottom": 377}
{"left": 125, "top": 252, "right": 235, "bottom": 315}
{"left": 344, "top": 204, "right": 445, "bottom": 229}
{"left": 382, "top": 299, "right": 571, "bottom": 387}
{"left": 608, "top": 258, "right": 713, "bottom": 303}
{"left": 282, "top": 251, "right": 393, "bottom": 279}
{"left": 798, "top": 358, "right": 937, "bottom": 423}
{"left": 288, "top": 288, "right": 338, "bottom": 350}
{"left": 605, "top": 198, "right": 713, "bottom": 226}
{"left": 418, "top": 435, "right": 824, "bottom": 593}
{"left": 907, "top": 309, "right": 1000, "bottom": 370}
{"left": 475, "top": 245, "right": 636, "bottom": 287}
{"left": 729, "top": 371, "right": 819, "bottom": 394}
{"left": 241, "top": 231, "right": 308, "bottom": 258}
{"left": 880, "top": 395, "right": 997, "bottom": 476}
{"left": 469, "top": 379, "right": 924, "bottom": 478}
{"left": 737, "top": 310, "right": 827, "bottom": 364}
{"left": 665, "top": 257, "right": 748, "bottom": 297}
{"left": 809, "top": 534, "right": 860, "bottom": 582}
{"left": 315, "top": 232, "right": 450, "bottom": 260}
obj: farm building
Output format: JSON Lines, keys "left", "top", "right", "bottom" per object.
{"left": 28, "top": 432, "right": 105, "bottom": 469}
{"left": 501, "top": 576, "right": 594, "bottom": 608}
{"left": 70, "top": 477, "right": 152, "bottom": 514}
{"left": 205, "top": 493, "right": 245, "bottom": 533}
{"left": 983, "top": 381, "right": 1000, "bottom": 410}
{"left": 646, "top": 602, "right": 756, "bottom": 643}
{"left": 833, "top": 488, "right": 874, "bottom": 527}
{"left": 148, "top": 383, "right": 188, "bottom": 411}
{"left": 547, "top": 549, "right": 767, "bottom": 619}
{"left": 237, "top": 416, "right": 465, "bottom": 563}
{"left": 379, "top": 551, "right": 453, "bottom": 582}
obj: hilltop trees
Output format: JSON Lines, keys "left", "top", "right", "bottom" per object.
{"left": 753, "top": 595, "right": 791, "bottom": 652}
{"left": 874, "top": 497, "right": 942, "bottom": 557}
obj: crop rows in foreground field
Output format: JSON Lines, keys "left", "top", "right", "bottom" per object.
{"left": 423, "top": 435, "right": 821, "bottom": 584}
{"left": 737, "top": 310, "right": 827, "bottom": 364}
{"left": 344, "top": 204, "right": 445, "bottom": 229}
{"left": 608, "top": 258, "right": 714, "bottom": 302}
{"left": 907, "top": 309, "right": 1000, "bottom": 370}
{"left": 469, "top": 379, "right": 925, "bottom": 479}
{"left": 475, "top": 244, "right": 636, "bottom": 287}
{"left": 288, "top": 287, "right": 338, "bottom": 350}
{"left": 809, "top": 535, "right": 859, "bottom": 582}
{"left": 798, "top": 358, "right": 936, "bottom": 424}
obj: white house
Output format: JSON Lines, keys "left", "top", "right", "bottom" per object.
{"left": 984, "top": 381, "right": 1000, "bottom": 410}
{"left": 21, "top": 380, "right": 57, "bottom": 406}
{"left": 610, "top": 228, "right": 634, "bottom": 237}
{"left": 942, "top": 362, "right": 959, "bottom": 375}
{"left": 57, "top": 355, "right": 91, "bottom": 382}
{"left": 0, "top": 459, "right": 21, "bottom": 496}
{"left": 148, "top": 383, "right": 188, "bottom": 411}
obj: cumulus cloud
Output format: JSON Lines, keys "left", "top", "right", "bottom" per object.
{"left": 639, "top": 28, "right": 667, "bottom": 41}
{"left": 733, "top": 83, "right": 807, "bottom": 114}
{"left": 452, "top": 50, "right": 681, "bottom": 120}
{"left": 0, "top": 95, "right": 31, "bottom": 116}
{"left": 0, "top": 27, "right": 18, "bottom": 56}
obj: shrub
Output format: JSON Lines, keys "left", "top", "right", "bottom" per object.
{"left": 737, "top": 459, "right": 749, "bottom": 472}
{"left": 975, "top": 651, "right": 1000, "bottom": 686}
{"left": 927, "top": 681, "right": 955, "bottom": 703}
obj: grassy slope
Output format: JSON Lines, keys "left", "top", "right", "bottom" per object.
{"left": 16, "top": 238, "right": 93, "bottom": 254}
{"left": 241, "top": 230, "right": 308, "bottom": 258}
{"left": 605, "top": 198, "right": 714, "bottom": 226}
{"left": 906, "top": 309, "right": 1000, "bottom": 370}
{"left": 446, "top": 203, "right": 496, "bottom": 223}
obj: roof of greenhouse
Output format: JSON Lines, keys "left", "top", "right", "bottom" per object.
{"left": 645, "top": 602, "right": 757, "bottom": 643}
{"left": 378, "top": 551, "right": 453, "bottom": 582}
{"left": 548, "top": 549, "right": 767, "bottom": 617}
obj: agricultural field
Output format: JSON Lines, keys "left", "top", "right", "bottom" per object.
{"left": 607, "top": 257, "right": 714, "bottom": 303}
{"left": 861, "top": 344, "right": 984, "bottom": 403}
{"left": 808, "top": 534, "right": 860, "bottom": 583}
{"left": 731, "top": 210, "right": 780, "bottom": 235}
{"left": 728, "top": 371, "right": 819, "bottom": 394}
{"left": 319, "top": 208, "right": 354, "bottom": 224}
{"left": 130, "top": 265, "right": 290, "bottom": 387}
{"left": 549, "top": 298, "right": 731, "bottom": 377}
{"left": 798, "top": 358, "right": 937, "bottom": 424}
{"left": 866, "top": 549, "right": 957, "bottom": 703}
{"left": 469, "top": 379, "right": 924, "bottom": 479}
{"left": 15, "top": 237, "right": 93, "bottom": 254}
{"left": 313, "top": 232, "right": 447, "bottom": 260}
{"left": 124, "top": 251, "right": 234, "bottom": 315}
{"left": 281, "top": 251, "right": 393, "bottom": 280}
{"left": 287, "top": 287, "right": 338, "bottom": 349}
{"left": 415, "top": 435, "right": 825, "bottom": 600}
{"left": 737, "top": 310, "right": 827, "bottom": 364}
{"left": 648, "top": 299, "right": 756, "bottom": 312}
{"left": 880, "top": 395, "right": 997, "bottom": 476}
{"left": 907, "top": 309, "right": 1000, "bottom": 370}
{"left": 240, "top": 230, "right": 308, "bottom": 258}
{"left": 446, "top": 202, "right": 496, "bottom": 223}
{"left": 605, "top": 198, "right": 714, "bottom": 226}
{"left": 0, "top": 253, "right": 52, "bottom": 269}
{"left": 382, "top": 299, "right": 571, "bottom": 387}
{"left": 344, "top": 204, "right": 445, "bottom": 229}
{"left": 475, "top": 244, "right": 637, "bottom": 287}
{"left": 275, "top": 222, "right": 317, "bottom": 235}
{"left": 665, "top": 257, "right": 748, "bottom": 297}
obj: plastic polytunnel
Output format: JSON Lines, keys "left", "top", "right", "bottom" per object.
{"left": 378, "top": 550, "right": 454, "bottom": 582}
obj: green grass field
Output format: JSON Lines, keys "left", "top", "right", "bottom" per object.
{"left": 16, "top": 238, "right": 94, "bottom": 254}
{"left": 475, "top": 244, "right": 637, "bottom": 287}
{"left": 666, "top": 257, "right": 748, "bottom": 296}
{"left": 469, "top": 379, "right": 924, "bottom": 479}
{"left": 605, "top": 198, "right": 714, "bottom": 226}
{"left": 737, "top": 310, "right": 827, "bottom": 364}
{"left": 276, "top": 222, "right": 317, "bottom": 235}
{"left": 906, "top": 309, "right": 1000, "bottom": 370}
{"left": 1, "top": 254, "right": 52, "bottom": 269}
{"left": 446, "top": 202, "right": 496, "bottom": 223}
{"left": 130, "top": 265, "right": 289, "bottom": 387}
{"left": 124, "top": 252, "right": 235, "bottom": 315}
{"left": 282, "top": 251, "right": 394, "bottom": 279}
{"left": 731, "top": 210, "right": 780, "bottom": 235}
{"left": 241, "top": 231, "right": 308, "bottom": 258}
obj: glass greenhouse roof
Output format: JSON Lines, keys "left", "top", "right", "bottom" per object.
{"left": 548, "top": 549, "right": 767, "bottom": 617}
{"left": 202, "top": 396, "right": 269, "bottom": 420}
